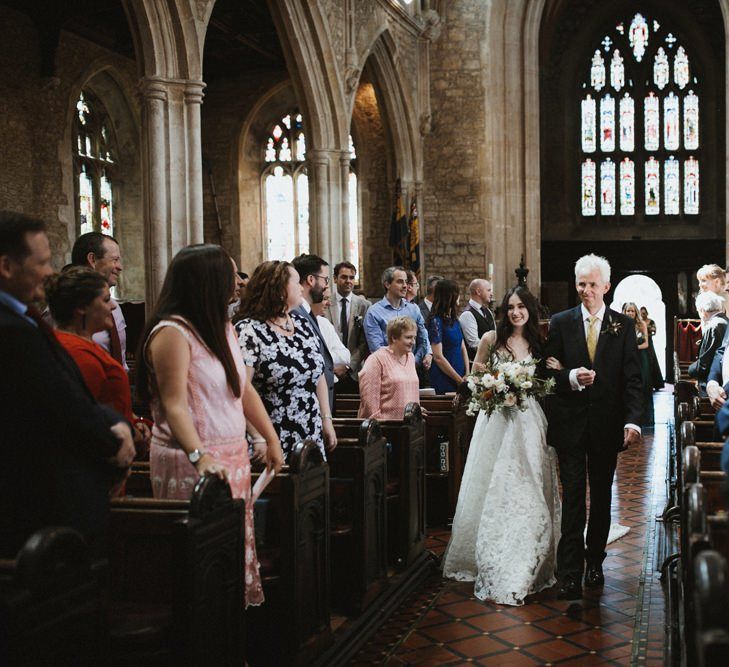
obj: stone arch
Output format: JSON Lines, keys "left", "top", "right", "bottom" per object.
{"left": 60, "top": 62, "right": 144, "bottom": 298}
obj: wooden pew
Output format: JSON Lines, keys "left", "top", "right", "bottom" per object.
{"left": 125, "top": 460, "right": 153, "bottom": 498}
{"left": 247, "top": 440, "right": 331, "bottom": 666}
{"left": 0, "top": 527, "right": 104, "bottom": 666}
{"left": 334, "top": 404, "right": 426, "bottom": 571}
{"left": 693, "top": 550, "right": 729, "bottom": 666}
{"left": 109, "top": 475, "right": 245, "bottom": 665}
{"left": 328, "top": 419, "right": 388, "bottom": 614}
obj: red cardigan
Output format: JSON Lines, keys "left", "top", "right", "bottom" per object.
{"left": 55, "top": 331, "right": 133, "bottom": 423}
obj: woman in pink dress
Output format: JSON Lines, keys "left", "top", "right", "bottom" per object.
{"left": 137, "top": 244, "right": 283, "bottom": 608}
{"left": 359, "top": 316, "right": 421, "bottom": 420}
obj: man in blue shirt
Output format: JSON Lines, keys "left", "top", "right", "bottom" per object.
{"left": 364, "top": 266, "right": 433, "bottom": 369}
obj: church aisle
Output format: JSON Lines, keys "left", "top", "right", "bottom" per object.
{"left": 353, "top": 392, "right": 672, "bottom": 666}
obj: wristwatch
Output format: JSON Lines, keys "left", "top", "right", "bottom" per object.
{"left": 187, "top": 449, "right": 206, "bottom": 464}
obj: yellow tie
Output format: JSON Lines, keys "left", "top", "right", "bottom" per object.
{"left": 587, "top": 315, "right": 598, "bottom": 363}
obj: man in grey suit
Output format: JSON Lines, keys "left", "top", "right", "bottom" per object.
{"left": 324, "top": 261, "right": 371, "bottom": 395}
{"left": 292, "top": 254, "right": 335, "bottom": 415}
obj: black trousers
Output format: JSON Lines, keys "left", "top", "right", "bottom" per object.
{"left": 556, "top": 433, "right": 619, "bottom": 579}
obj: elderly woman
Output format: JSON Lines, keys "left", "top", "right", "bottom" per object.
{"left": 358, "top": 315, "right": 420, "bottom": 420}
{"left": 235, "top": 260, "right": 336, "bottom": 461}
{"left": 689, "top": 291, "right": 728, "bottom": 393}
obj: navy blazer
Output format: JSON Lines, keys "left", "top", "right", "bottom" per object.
{"left": 544, "top": 306, "right": 644, "bottom": 451}
{"left": 0, "top": 303, "right": 123, "bottom": 556}
{"left": 689, "top": 314, "right": 729, "bottom": 389}
{"left": 707, "top": 323, "right": 729, "bottom": 389}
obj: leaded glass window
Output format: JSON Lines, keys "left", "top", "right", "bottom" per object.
{"left": 262, "top": 112, "right": 359, "bottom": 264}
{"left": 73, "top": 90, "right": 117, "bottom": 236}
{"left": 579, "top": 12, "right": 700, "bottom": 220}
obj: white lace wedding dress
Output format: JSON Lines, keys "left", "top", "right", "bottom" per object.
{"left": 442, "top": 364, "right": 562, "bottom": 606}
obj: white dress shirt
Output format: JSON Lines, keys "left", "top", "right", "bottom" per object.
{"left": 568, "top": 303, "right": 640, "bottom": 434}
{"left": 458, "top": 298, "right": 489, "bottom": 350}
{"left": 317, "top": 315, "right": 351, "bottom": 377}
{"left": 423, "top": 298, "right": 433, "bottom": 311}
{"left": 92, "top": 299, "right": 128, "bottom": 371}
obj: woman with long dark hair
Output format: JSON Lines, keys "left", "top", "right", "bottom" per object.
{"left": 426, "top": 279, "right": 469, "bottom": 394}
{"left": 138, "top": 244, "right": 283, "bottom": 608}
{"left": 443, "top": 285, "right": 561, "bottom": 606}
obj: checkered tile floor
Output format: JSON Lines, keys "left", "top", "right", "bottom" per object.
{"left": 352, "top": 391, "right": 672, "bottom": 666}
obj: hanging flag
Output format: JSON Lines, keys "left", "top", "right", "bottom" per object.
{"left": 388, "top": 178, "right": 409, "bottom": 265}
{"left": 407, "top": 198, "right": 421, "bottom": 275}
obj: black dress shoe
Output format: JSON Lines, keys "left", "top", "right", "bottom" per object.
{"left": 584, "top": 563, "right": 605, "bottom": 587}
{"left": 557, "top": 577, "right": 583, "bottom": 600}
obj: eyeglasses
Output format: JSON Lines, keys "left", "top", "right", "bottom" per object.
{"left": 314, "top": 274, "right": 330, "bottom": 285}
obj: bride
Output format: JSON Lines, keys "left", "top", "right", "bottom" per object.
{"left": 443, "top": 286, "right": 562, "bottom": 606}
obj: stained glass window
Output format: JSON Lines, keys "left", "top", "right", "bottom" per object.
{"left": 653, "top": 47, "right": 669, "bottom": 90}
{"left": 600, "top": 94, "right": 615, "bottom": 152}
{"left": 629, "top": 13, "right": 649, "bottom": 62}
{"left": 600, "top": 158, "right": 616, "bottom": 215}
{"left": 644, "top": 93, "right": 660, "bottom": 151}
{"left": 684, "top": 157, "right": 699, "bottom": 214}
{"left": 674, "top": 46, "right": 690, "bottom": 89}
{"left": 610, "top": 50, "right": 625, "bottom": 91}
{"left": 73, "top": 90, "right": 118, "bottom": 238}
{"left": 580, "top": 12, "right": 701, "bottom": 219}
{"left": 620, "top": 158, "right": 635, "bottom": 215}
{"left": 582, "top": 159, "right": 597, "bottom": 216}
{"left": 619, "top": 94, "right": 635, "bottom": 151}
{"left": 684, "top": 91, "right": 699, "bottom": 149}
{"left": 591, "top": 51, "right": 606, "bottom": 91}
{"left": 664, "top": 156, "right": 680, "bottom": 214}
{"left": 582, "top": 95, "right": 597, "bottom": 152}
{"left": 645, "top": 157, "right": 660, "bottom": 215}
{"left": 664, "top": 93, "right": 679, "bottom": 151}
{"left": 262, "top": 112, "right": 359, "bottom": 263}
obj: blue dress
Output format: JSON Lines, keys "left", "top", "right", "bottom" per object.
{"left": 427, "top": 315, "right": 466, "bottom": 394}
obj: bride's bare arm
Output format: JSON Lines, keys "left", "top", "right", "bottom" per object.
{"left": 473, "top": 331, "right": 497, "bottom": 369}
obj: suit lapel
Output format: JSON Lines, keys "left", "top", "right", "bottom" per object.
{"left": 572, "top": 306, "right": 590, "bottom": 365}
{"left": 593, "top": 310, "right": 612, "bottom": 367}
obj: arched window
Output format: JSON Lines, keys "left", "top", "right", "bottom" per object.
{"left": 580, "top": 12, "right": 700, "bottom": 220}
{"left": 262, "top": 112, "right": 359, "bottom": 263}
{"left": 74, "top": 90, "right": 117, "bottom": 236}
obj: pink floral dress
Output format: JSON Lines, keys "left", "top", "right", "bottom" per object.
{"left": 145, "top": 317, "right": 263, "bottom": 607}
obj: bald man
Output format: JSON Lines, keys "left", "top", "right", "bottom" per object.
{"left": 459, "top": 279, "right": 495, "bottom": 360}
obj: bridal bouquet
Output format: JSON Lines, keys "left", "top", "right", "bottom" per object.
{"left": 464, "top": 355, "right": 555, "bottom": 417}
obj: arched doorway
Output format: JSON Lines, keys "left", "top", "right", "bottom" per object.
{"left": 610, "top": 274, "right": 666, "bottom": 378}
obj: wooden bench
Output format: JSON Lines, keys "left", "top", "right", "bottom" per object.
{"left": 109, "top": 474, "right": 245, "bottom": 664}
{"left": 693, "top": 550, "right": 729, "bottom": 665}
{"left": 333, "top": 404, "right": 426, "bottom": 571}
{"left": 328, "top": 418, "right": 388, "bottom": 614}
{"left": 0, "top": 527, "right": 104, "bottom": 665}
{"left": 247, "top": 440, "right": 331, "bottom": 666}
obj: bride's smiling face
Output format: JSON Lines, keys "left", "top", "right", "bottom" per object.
{"left": 507, "top": 294, "right": 529, "bottom": 327}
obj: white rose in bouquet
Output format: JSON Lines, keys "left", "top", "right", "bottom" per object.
{"left": 503, "top": 393, "right": 517, "bottom": 407}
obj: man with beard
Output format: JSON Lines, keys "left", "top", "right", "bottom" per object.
{"left": 292, "top": 253, "right": 335, "bottom": 414}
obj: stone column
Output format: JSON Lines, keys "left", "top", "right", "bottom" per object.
{"left": 185, "top": 82, "right": 205, "bottom": 244}
{"left": 139, "top": 76, "right": 207, "bottom": 304}
{"left": 140, "top": 78, "right": 169, "bottom": 305}
{"left": 340, "top": 151, "right": 352, "bottom": 263}
{"left": 308, "top": 149, "right": 331, "bottom": 261}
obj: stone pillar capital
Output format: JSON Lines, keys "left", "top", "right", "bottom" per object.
{"left": 184, "top": 81, "right": 206, "bottom": 105}
{"left": 307, "top": 149, "right": 333, "bottom": 166}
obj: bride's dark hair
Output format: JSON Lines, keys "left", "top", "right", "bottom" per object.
{"left": 495, "top": 286, "right": 544, "bottom": 356}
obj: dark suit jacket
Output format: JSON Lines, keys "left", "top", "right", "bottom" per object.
{"left": 707, "top": 321, "right": 729, "bottom": 388}
{"left": 323, "top": 288, "right": 371, "bottom": 379}
{"left": 0, "top": 303, "right": 123, "bottom": 557}
{"left": 294, "top": 305, "right": 335, "bottom": 412}
{"left": 689, "top": 314, "right": 729, "bottom": 389}
{"left": 545, "top": 306, "right": 643, "bottom": 451}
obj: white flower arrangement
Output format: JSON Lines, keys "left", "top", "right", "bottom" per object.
{"left": 465, "top": 353, "right": 555, "bottom": 417}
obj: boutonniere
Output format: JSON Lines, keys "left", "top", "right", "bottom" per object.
{"left": 353, "top": 315, "right": 363, "bottom": 328}
{"left": 601, "top": 316, "right": 623, "bottom": 337}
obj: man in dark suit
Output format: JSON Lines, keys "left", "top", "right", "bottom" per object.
{"left": 324, "top": 261, "right": 370, "bottom": 395}
{"left": 545, "top": 254, "right": 643, "bottom": 600}
{"left": 291, "top": 253, "right": 335, "bottom": 415}
{"left": 706, "top": 307, "right": 729, "bottom": 409}
{"left": 0, "top": 211, "right": 135, "bottom": 557}
{"left": 689, "top": 291, "right": 729, "bottom": 394}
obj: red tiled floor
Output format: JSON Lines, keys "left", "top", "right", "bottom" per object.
{"left": 352, "top": 391, "right": 672, "bottom": 665}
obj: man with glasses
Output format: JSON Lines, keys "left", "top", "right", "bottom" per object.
{"left": 292, "top": 253, "right": 335, "bottom": 415}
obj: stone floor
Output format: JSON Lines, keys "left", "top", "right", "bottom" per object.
{"left": 352, "top": 391, "right": 673, "bottom": 666}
